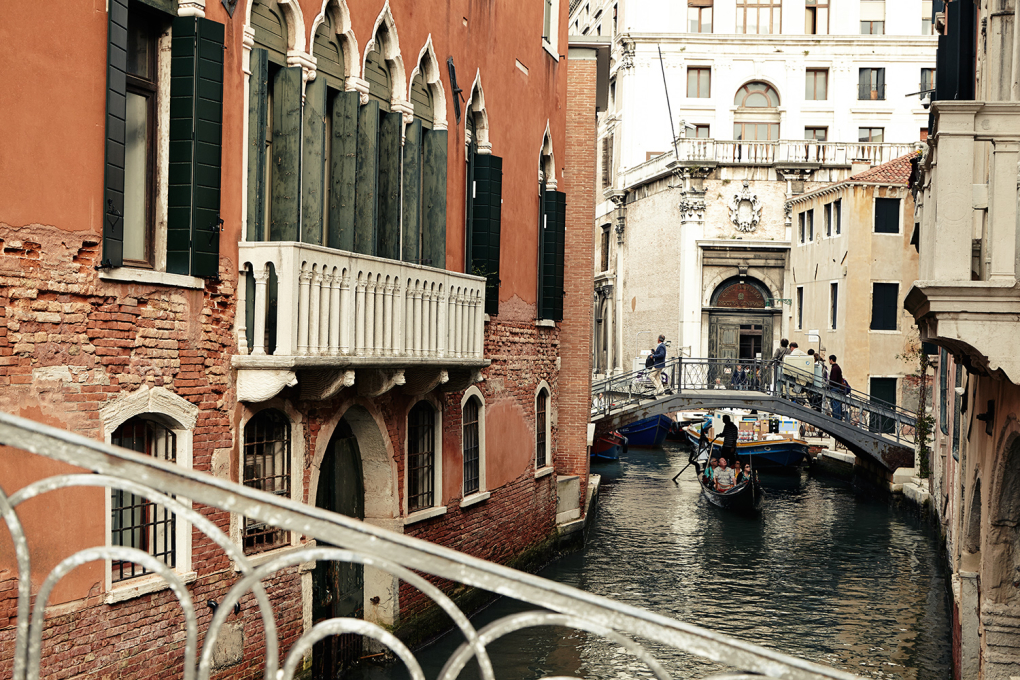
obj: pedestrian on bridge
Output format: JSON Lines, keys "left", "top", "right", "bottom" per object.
{"left": 649, "top": 335, "right": 667, "bottom": 396}
{"left": 828, "top": 355, "right": 844, "bottom": 420}
{"left": 772, "top": 339, "right": 791, "bottom": 392}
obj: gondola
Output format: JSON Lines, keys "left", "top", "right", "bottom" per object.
{"left": 694, "top": 460, "right": 763, "bottom": 513}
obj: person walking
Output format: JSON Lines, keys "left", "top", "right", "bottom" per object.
{"left": 648, "top": 334, "right": 667, "bottom": 396}
{"left": 772, "top": 339, "right": 791, "bottom": 393}
{"left": 720, "top": 414, "right": 739, "bottom": 462}
{"left": 828, "top": 355, "right": 844, "bottom": 420}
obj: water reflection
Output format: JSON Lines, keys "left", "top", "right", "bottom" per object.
{"left": 351, "top": 442, "right": 950, "bottom": 680}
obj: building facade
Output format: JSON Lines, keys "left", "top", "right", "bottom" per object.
{"left": 0, "top": 0, "right": 598, "bottom": 676}
{"left": 572, "top": 0, "right": 935, "bottom": 373}
{"left": 904, "top": 1, "right": 1020, "bottom": 678}
{"left": 787, "top": 153, "right": 920, "bottom": 413}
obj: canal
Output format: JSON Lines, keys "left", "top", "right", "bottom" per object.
{"left": 354, "top": 441, "right": 951, "bottom": 680}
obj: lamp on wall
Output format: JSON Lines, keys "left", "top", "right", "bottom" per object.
{"left": 976, "top": 400, "right": 995, "bottom": 436}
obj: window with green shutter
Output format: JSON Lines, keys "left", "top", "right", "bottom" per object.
{"left": 404, "top": 60, "right": 446, "bottom": 268}
{"left": 102, "top": 1, "right": 223, "bottom": 278}
{"left": 539, "top": 188, "right": 566, "bottom": 321}
{"left": 468, "top": 154, "right": 503, "bottom": 316}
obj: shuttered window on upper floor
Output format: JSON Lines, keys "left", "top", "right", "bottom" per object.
{"left": 102, "top": 0, "right": 223, "bottom": 278}
{"left": 538, "top": 186, "right": 566, "bottom": 321}
{"left": 467, "top": 153, "right": 503, "bottom": 316}
{"left": 870, "top": 282, "right": 899, "bottom": 331}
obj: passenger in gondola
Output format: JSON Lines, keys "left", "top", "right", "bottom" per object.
{"left": 714, "top": 457, "right": 736, "bottom": 491}
{"left": 703, "top": 457, "right": 718, "bottom": 485}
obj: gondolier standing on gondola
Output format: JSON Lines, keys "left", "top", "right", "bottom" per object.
{"left": 720, "top": 414, "right": 739, "bottom": 462}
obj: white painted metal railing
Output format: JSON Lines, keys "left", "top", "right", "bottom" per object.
{"left": 621, "top": 140, "right": 923, "bottom": 189}
{"left": 238, "top": 242, "right": 486, "bottom": 361}
{"left": 0, "top": 410, "right": 867, "bottom": 680}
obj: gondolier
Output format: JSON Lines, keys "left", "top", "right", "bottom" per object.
{"left": 720, "top": 414, "right": 738, "bottom": 461}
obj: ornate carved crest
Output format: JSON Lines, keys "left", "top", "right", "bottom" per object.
{"left": 729, "top": 181, "right": 762, "bottom": 233}
{"left": 678, "top": 192, "right": 706, "bottom": 221}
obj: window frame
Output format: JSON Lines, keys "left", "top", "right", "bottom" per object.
{"left": 796, "top": 286, "right": 804, "bottom": 330}
{"left": 824, "top": 202, "right": 832, "bottom": 236}
{"left": 870, "top": 281, "right": 900, "bottom": 332}
{"left": 688, "top": 0, "right": 713, "bottom": 33}
{"left": 859, "top": 127, "right": 885, "bottom": 143}
{"left": 600, "top": 224, "right": 611, "bottom": 272}
{"left": 733, "top": 122, "right": 780, "bottom": 141}
{"left": 805, "top": 126, "right": 828, "bottom": 141}
{"left": 874, "top": 196, "right": 901, "bottom": 234}
{"left": 535, "top": 382, "right": 553, "bottom": 474}
{"left": 921, "top": 67, "right": 936, "bottom": 93}
{"left": 834, "top": 198, "right": 842, "bottom": 234}
{"left": 939, "top": 348, "right": 949, "bottom": 435}
{"left": 461, "top": 387, "right": 489, "bottom": 505}
{"left": 736, "top": 0, "right": 782, "bottom": 34}
{"left": 694, "top": 124, "right": 711, "bottom": 139}
{"left": 805, "top": 0, "right": 829, "bottom": 34}
{"left": 859, "top": 68, "right": 886, "bottom": 100}
{"left": 805, "top": 68, "right": 828, "bottom": 101}
{"left": 100, "top": 386, "right": 198, "bottom": 603}
{"left": 687, "top": 66, "right": 712, "bottom": 99}
{"left": 829, "top": 281, "right": 838, "bottom": 330}
{"left": 241, "top": 407, "right": 294, "bottom": 555}
{"left": 405, "top": 398, "right": 446, "bottom": 521}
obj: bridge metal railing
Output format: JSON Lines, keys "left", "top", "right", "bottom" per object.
{"left": 592, "top": 357, "right": 916, "bottom": 445}
{"left": 0, "top": 410, "right": 865, "bottom": 680}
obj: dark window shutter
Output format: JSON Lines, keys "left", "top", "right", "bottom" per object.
{"left": 874, "top": 197, "right": 900, "bottom": 233}
{"left": 601, "top": 137, "right": 610, "bottom": 189}
{"left": 876, "top": 68, "right": 885, "bottom": 99}
{"left": 401, "top": 119, "right": 422, "bottom": 264}
{"left": 870, "top": 282, "right": 899, "bottom": 331}
{"left": 421, "top": 129, "right": 448, "bottom": 269}
{"left": 102, "top": 0, "right": 129, "bottom": 268}
{"left": 301, "top": 75, "right": 326, "bottom": 245}
{"left": 270, "top": 66, "right": 302, "bottom": 242}
{"left": 858, "top": 68, "right": 868, "bottom": 100}
{"left": 328, "top": 90, "right": 358, "bottom": 251}
{"left": 376, "top": 111, "right": 402, "bottom": 260}
{"left": 168, "top": 16, "right": 224, "bottom": 277}
{"left": 470, "top": 154, "right": 502, "bottom": 315}
{"left": 539, "top": 190, "right": 566, "bottom": 321}
{"left": 354, "top": 100, "right": 380, "bottom": 255}
{"left": 246, "top": 48, "right": 269, "bottom": 242}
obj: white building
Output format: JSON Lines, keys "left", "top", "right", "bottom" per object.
{"left": 578, "top": 0, "right": 936, "bottom": 375}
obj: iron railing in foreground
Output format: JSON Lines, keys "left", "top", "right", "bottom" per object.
{"left": 591, "top": 357, "right": 916, "bottom": 445}
{"left": 0, "top": 411, "right": 865, "bottom": 680}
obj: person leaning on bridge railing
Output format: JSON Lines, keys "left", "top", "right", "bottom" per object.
{"left": 647, "top": 335, "right": 667, "bottom": 396}
{"left": 828, "top": 355, "right": 846, "bottom": 421}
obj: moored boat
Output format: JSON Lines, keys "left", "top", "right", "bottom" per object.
{"left": 591, "top": 431, "right": 628, "bottom": 461}
{"left": 619, "top": 414, "right": 673, "bottom": 448}
{"left": 683, "top": 424, "right": 808, "bottom": 468}
{"left": 695, "top": 461, "right": 763, "bottom": 513}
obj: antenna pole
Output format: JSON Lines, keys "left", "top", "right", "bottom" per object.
{"left": 657, "top": 45, "right": 680, "bottom": 163}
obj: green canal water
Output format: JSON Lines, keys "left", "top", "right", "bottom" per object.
{"left": 353, "top": 441, "right": 951, "bottom": 680}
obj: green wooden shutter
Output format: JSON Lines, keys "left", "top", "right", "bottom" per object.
{"left": 354, "top": 100, "right": 380, "bottom": 255}
{"left": 376, "top": 111, "right": 402, "bottom": 260}
{"left": 402, "top": 119, "right": 422, "bottom": 264}
{"left": 539, "top": 189, "right": 566, "bottom": 321}
{"left": 270, "top": 67, "right": 302, "bottom": 241}
{"left": 168, "top": 16, "right": 224, "bottom": 277}
{"left": 328, "top": 90, "right": 358, "bottom": 251}
{"left": 470, "top": 154, "right": 502, "bottom": 315}
{"left": 102, "top": 0, "right": 129, "bottom": 269}
{"left": 422, "top": 129, "right": 448, "bottom": 269}
{"left": 246, "top": 48, "right": 269, "bottom": 242}
{"left": 302, "top": 75, "right": 326, "bottom": 245}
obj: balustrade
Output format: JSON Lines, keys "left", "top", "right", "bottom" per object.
{"left": 238, "top": 242, "right": 486, "bottom": 364}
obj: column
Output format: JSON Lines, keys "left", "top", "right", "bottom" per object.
{"left": 252, "top": 266, "right": 270, "bottom": 356}
{"left": 297, "top": 268, "right": 312, "bottom": 355}
{"left": 989, "top": 140, "right": 1019, "bottom": 280}
{"left": 339, "top": 273, "right": 352, "bottom": 355}
{"left": 329, "top": 272, "right": 341, "bottom": 355}
{"left": 383, "top": 280, "right": 394, "bottom": 355}
{"left": 932, "top": 104, "right": 981, "bottom": 281}
{"left": 308, "top": 269, "right": 322, "bottom": 356}
{"left": 355, "top": 277, "right": 366, "bottom": 355}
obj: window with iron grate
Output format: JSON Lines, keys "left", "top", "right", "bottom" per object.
{"left": 536, "top": 389, "right": 549, "bottom": 469}
{"left": 243, "top": 409, "right": 291, "bottom": 553}
{"left": 463, "top": 397, "right": 481, "bottom": 496}
{"left": 408, "top": 401, "right": 436, "bottom": 512}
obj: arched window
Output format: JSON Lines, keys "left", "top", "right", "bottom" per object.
{"left": 408, "top": 401, "right": 437, "bottom": 512}
{"left": 734, "top": 81, "right": 780, "bottom": 107}
{"left": 536, "top": 387, "right": 551, "bottom": 469}
{"left": 410, "top": 60, "right": 434, "bottom": 129}
{"left": 364, "top": 38, "right": 392, "bottom": 110}
{"left": 243, "top": 408, "right": 292, "bottom": 553}
{"left": 465, "top": 77, "right": 502, "bottom": 316}
{"left": 110, "top": 416, "right": 178, "bottom": 582}
{"left": 462, "top": 395, "right": 482, "bottom": 496}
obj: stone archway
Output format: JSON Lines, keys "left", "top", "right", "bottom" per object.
{"left": 706, "top": 276, "right": 775, "bottom": 362}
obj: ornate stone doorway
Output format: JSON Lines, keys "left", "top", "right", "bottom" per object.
{"left": 707, "top": 277, "right": 775, "bottom": 363}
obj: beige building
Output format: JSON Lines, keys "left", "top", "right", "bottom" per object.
{"left": 787, "top": 153, "right": 919, "bottom": 411}
{"left": 903, "top": 0, "right": 1020, "bottom": 678}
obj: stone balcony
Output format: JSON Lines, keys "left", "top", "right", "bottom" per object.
{"left": 904, "top": 101, "right": 1020, "bottom": 383}
{"left": 620, "top": 139, "right": 923, "bottom": 189}
{"left": 235, "top": 241, "right": 488, "bottom": 402}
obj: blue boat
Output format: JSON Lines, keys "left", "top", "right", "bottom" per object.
{"left": 683, "top": 425, "right": 808, "bottom": 468}
{"left": 619, "top": 415, "right": 673, "bottom": 448}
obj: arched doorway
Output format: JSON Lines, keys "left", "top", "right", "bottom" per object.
{"left": 312, "top": 417, "right": 365, "bottom": 678}
{"left": 707, "top": 277, "right": 775, "bottom": 362}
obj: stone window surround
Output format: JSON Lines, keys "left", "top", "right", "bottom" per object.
{"left": 542, "top": 0, "right": 561, "bottom": 62}
{"left": 460, "top": 386, "right": 489, "bottom": 507}
{"left": 403, "top": 396, "right": 446, "bottom": 524}
{"left": 100, "top": 386, "right": 199, "bottom": 602}
{"left": 873, "top": 193, "right": 903, "bottom": 234}
{"left": 535, "top": 380, "right": 553, "bottom": 475}
{"left": 870, "top": 280, "right": 901, "bottom": 333}
{"left": 232, "top": 399, "right": 305, "bottom": 565}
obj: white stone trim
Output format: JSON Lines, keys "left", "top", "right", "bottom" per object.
{"left": 308, "top": 0, "right": 361, "bottom": 83}
{"left": 232, "top": 543, "right": 308, "bottom": 571}
{"left": 465, "top": 71, "right": 491, "bottom": 154}
{"left": 105, "top": 570, "right": 197, "bottom": 604}
{"left": 243, "top": 0, "right": 307, "bottom": 54}
{"left": 540, "top": 122, "right": 557, "bottom": 189}
{"left": 461, "top": 386, "right": 487, "bottom": 497}
{"left": 403, "top": 396, "right": 444, "bottom": 517}
{"left": 536, "top": 319, "right": 557, "bottom": 327}
{"left": 535, "top": 466, "right": 555, "bottom": 479}
{"left": 99, "top": 268, "right": 206, "bottom": 290}
{"left": 541, "top": 0, "right": 561, "bottom": 61}
{"left": 460, "top": 491, "right": 490, "bottom": 508}
{"left": 362, "top": 1, "right": 409, "bottom": 112}
{"left": 407, "top": 36, "right": 449, "bottom": 131}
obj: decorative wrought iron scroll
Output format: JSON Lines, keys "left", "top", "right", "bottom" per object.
{"left": 0, "top": 410, "right": 866, "bottom": 680}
